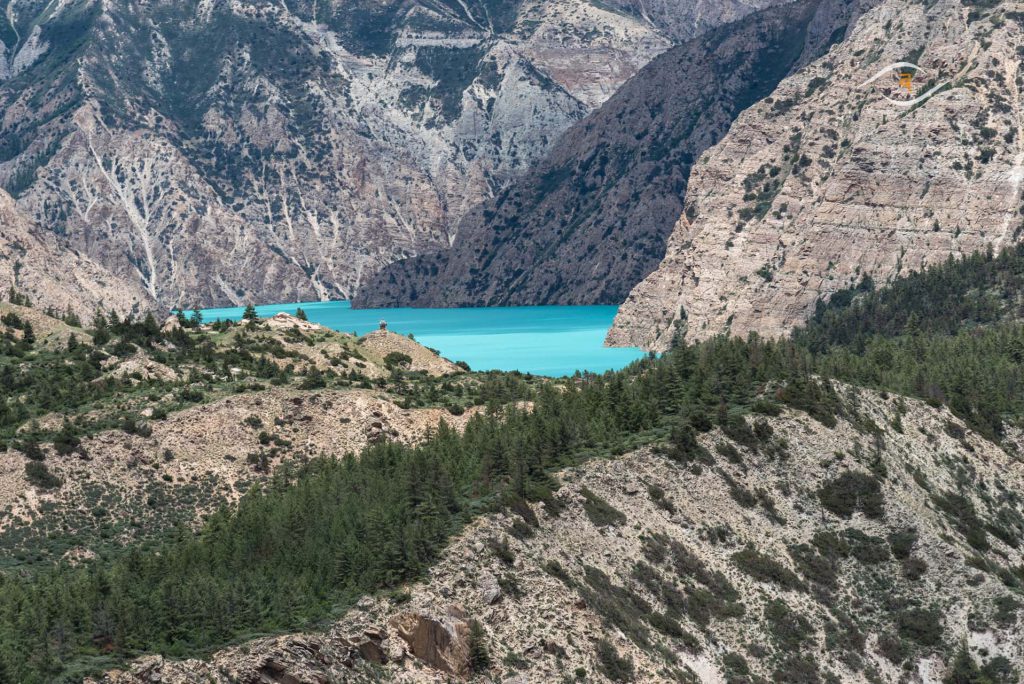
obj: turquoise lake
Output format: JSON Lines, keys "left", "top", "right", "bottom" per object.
{"left": 198, "top": 301, "right": 647, "bottom": 377}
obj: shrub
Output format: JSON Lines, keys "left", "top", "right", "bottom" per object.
{"left": 543, "top": 559, "right": 572, "bottom": 585}
{"left": 993, "top": 595, "right": 1021, "bottom": 628}
{"left": 933, "top": 492, "right": 989, "bottom": 551}
{"left": 897, "top": 608, "right": 943, "bottom": 646}
{"left": 648, "top": 611, "right": 685, "bottom": 638}
{"left": 667, "top": 421, "right": 713, "bottom": 465}
{"left": 789, "top": 543, "right": 838, "bottom": 589}
{"left": 384, "top": 352, "right": 413, "bottom": 369}
{"left": 716, "top": 441, "right": 743, "bottom": 464}
{"left": 488, "top": 537, "right": 515, "bottom": 565}
{"left": 888, "top": 527, "right": 918, "bottom": 559}
{"left": 812, "top": 531, "right": 851, "bottom": 559}
{"left": 877, "top": 632, "right": 908, "bottom": 664}
{"left": 581, "top": 487, "right": 626, "bottom": 527}
{"left": 818, "top": 471, "right": 885, "bottom": 519}
{"left": 902, "top": 557, "right": 928, "bottom": 580}
{"left": 731, "top": 546, "right": 804, "bottom": 592}
{"left": 845, "top": 529, "right": 890, "bottom": 564}
{"left": 595, "top": 639, "right": 634, "bottom": 682}
{"left": 467, "top": 620, "right": 492, "bottom": 673}
{"left": 19, "top": 440, "right": 45, "bottom": 461}
{"left": 772, "top": 655, "right": 822, "bottom": 683}
{"left": 25, "top": 461, "right": 61, "bottom": 490}
{"left": 647, "top": 484, "right": 676, "bottom": 514}
{"left": 722, "top": 652, "right": 750, "bottom": 678}
{"left": 764, "top": 599, "right": 814, "bottom": 650}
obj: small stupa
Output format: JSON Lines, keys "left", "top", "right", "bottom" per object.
{"left": 379, "top": 320, "right": 388, "bottom": 331}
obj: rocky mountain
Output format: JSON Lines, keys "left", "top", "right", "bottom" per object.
{"left": 609, "top": 0, "right": 1024, "bottom": 350}
{"left": 356, "top": 0, "right": 872, "bottom": 309}
{"left": 0, "top": 188, "right": 152, "bottom": 319}
{"left": 0, "top": 0, "right": 782, "bottom": 310}
{"left": 94, "top": 387, "right": 1024, "bottom": 683}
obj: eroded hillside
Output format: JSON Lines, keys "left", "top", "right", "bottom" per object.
{"left": 96, "top": 386, "right": 1024, "bottom": 683}
{"left": 356, "top": 0, "right": 873, "bottom": 309}
{"left": 0, "top": 307, "right": 498, "bottom": 567}
{"left": 0, "top": 189, "right": 152, "bottom": 320}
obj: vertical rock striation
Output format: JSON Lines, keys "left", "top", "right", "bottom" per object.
{"left": 610, "top": 0, "right": 1024, "bottom": 350}
{"left": 0, "top": 0, "right": 785, "bottom": 310}
{"left": 0, "top": 188, "right": 154, "bottom": 319}
{"left": 355, "top": 0, "right": 867, "bottom": 309}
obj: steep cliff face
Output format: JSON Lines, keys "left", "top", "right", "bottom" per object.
{"left": 610, "top": 0, "right": 1024, "bottom": 351}
{"left": 0, "top": 0, "right": 781, "bottom": 310}
{"left": 0, "top": 189, "right": 152, "bottom": 319}
{"left": 95, "top": 388, "right": 1024, "bottom": 683}
{"left": 355, "top": 0, "right": 871, "bottom": 309}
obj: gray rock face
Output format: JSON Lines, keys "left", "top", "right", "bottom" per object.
{"left": 355, "top": 0, "right": 867, "bottom": 309}
{"left": 0, "top": 188, "right": 153, "bottom": 320}
{"left": 609, "top": 0, "right": 1024, "bottom": 350}
{"left": 0, "top": 0, "right": 778, "bottom": 310}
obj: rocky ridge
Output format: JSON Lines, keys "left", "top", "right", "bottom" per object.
{"left": 94, "top": 385, "right": 1024, "bottom": 683}
{"left": 610, "top": 0, "right": 1024, "bottom": 350}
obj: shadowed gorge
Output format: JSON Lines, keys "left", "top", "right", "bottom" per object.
{"left": 355, "top": 0, "right": 870, "bottom": 309}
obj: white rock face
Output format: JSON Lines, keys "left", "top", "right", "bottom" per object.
{"left": 610, "top": 0, "right": 1024, "bottom": 350}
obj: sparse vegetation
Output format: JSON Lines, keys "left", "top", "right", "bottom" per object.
{"left": 4, "top": 245, "right": 1024, "bottom": 680}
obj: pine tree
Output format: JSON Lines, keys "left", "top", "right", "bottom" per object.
{"left": 467, "top": 620, "right": 492, "bottom": 674}
{"left": 242, "top": 304, "right": 258, "bottom": 321}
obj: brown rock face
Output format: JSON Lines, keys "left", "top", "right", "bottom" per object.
{"left": 0, "top": 188, "right": 153, "bottom": 320}
{"left": 610, "top": 0, "right": 1024, "bottom": 350}
{"left": 389, "top": 611, "right": 471, "bottom": 675}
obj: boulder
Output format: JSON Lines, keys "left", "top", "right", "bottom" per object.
{"left": 479, "top": 572, "right": 502, "bottom": 605}
{"left": 388, "top": 611, "right": 471, "bottom": 675}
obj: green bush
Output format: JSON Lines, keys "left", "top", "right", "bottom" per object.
{"left": 818, "top": 471, "right": 885, "bottom": 519}
{"left": 467, "top": 620, "right": 492, "bottom": 674}
{"left": 24, "top": 461, "right": 61, "bottom": 490}
{"left": 731, "top": 546, "right": 804, "bottom": 592}
{"left": 764, "top": 599, "right": 814, "bottom": 650}
{"left": 897, "top": 608, "right": 943, "bottom": 646}
{"left": 581, "top": 487, "right": 626, "bottom": 527}
{"left": 595, "top": 639, "right": 634, "bottom": 682}
{"left": 384, "top": 352, "right": 413, "bottom": 369}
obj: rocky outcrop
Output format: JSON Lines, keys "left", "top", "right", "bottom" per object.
{"left": 94, "top": 384, "right": 1024, "bottom": 682}
{"left": 355, "top": 0, "right": 869, "bottom": 309}
{"left": 610, "top": 0, "right": 1024, "bottom": 350}
{"left": 359, "top": 329, "right": 464, "bottom": 376}
{"left": 0, "top": 188, "right": 153, "bottom": 321}
{"left": 0, "top": 0, "right": 785, "bottom": 310}
{"left": 389, "top": 610, "right": 471, "bottom": 675}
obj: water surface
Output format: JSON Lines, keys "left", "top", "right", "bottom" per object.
{"left": 198, "top": 301, "right": 646, "bottom": 377}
